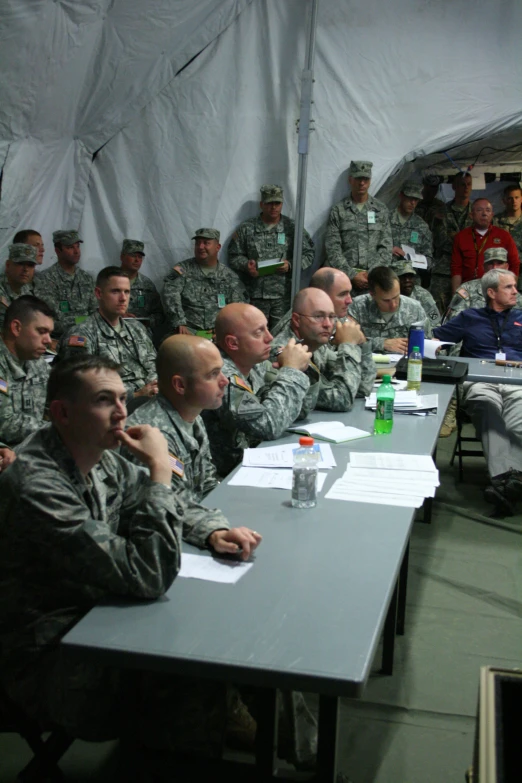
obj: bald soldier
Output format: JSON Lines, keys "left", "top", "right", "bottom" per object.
{"left": 203, "top": 303, "right": 317, "bottom": 477}
{"left": 270, "top": 288, "right": 375, "bottom": 407}
{"left": 271, "top": 267, "right": 354, "bottom": 336}
{"left": 125, "top": 335, "right": 262, "bottom": 557}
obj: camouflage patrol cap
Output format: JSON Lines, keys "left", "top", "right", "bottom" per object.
{"left": 422, "top": 173, "right": 441, "bottom": 187}
{"left": 396, "top": 261, "right": 417, "bottom": 277}
{"left": 260, "top": 185, "right": 283, "bottom": 203}
{"left": 348, "top": 160, "right": 373, "bottom": 178}
{"left": 8, "top": 243, "right": 38, "bottom": 264}
{"left": 53, "top": 230, "right": 83, "bottom": 246}
{"left": 484, "top": 247, "right": 508, "bottom": 265}
{"left": 192, "top": 228, "right": 221, "bottom": 241}
{"left": 400, "top": 180, "right": 423, "bottom": 199}
{"left": 121, "top": 239, "right": 145, "bottom": 256}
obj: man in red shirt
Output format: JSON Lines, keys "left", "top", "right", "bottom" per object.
{"left": 451, "top": 198, "right": 519, "bottom": 292}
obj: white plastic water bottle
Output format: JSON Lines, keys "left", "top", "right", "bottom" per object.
{"left": 291, "top": 437, "right": 319, "bottom": 508}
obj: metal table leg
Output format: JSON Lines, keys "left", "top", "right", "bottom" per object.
{"left": 396, "top": 540, "right": 410, "bottom": 636}
{"left": 255, "top": 687, "right": 278, "bottom": 778}
{"left": 381, "top": 581, "right": 398, "bottom": 675}
{"left": 316, "top": 695, "right": 339, "bottom": 782}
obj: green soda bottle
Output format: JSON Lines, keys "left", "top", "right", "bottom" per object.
{"left": 406, "top": 346, "right": 422, "bottom": 391}
{"left": 374, "top": 374, "right": 395, "bottom": 434}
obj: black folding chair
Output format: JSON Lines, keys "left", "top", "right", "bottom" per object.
{"left": 450, "top": 384, "right": 484, "bottom": 480}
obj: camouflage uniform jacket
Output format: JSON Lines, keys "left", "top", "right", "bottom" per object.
{"left": 410, "top": 285, "right": 441, "bottom": 326}
{"left": 128, "top": 272, "right": 164, "bottom": 332}
{"left": 494, "top": 211, "right": 522, "bottom": 267}
{"left": 431, "top": 200, "right": 473, "bottom": 276}
{"left": 389, "top": 210, "right": 433, "bottom": 269}
{"left": 324, "top": 194, "right": 392, "bottom": 279}
{"left": 58, "top": 311, "right": 156, "bottom": 396}
{"left": 227, "top": 215, "right": 314, "bottom": 301}
{"left": 202, "top": 353, "right": 316, "bottom": 477}
{"left": 35, "top": 262, "right": 97, "bottom": 338}
{"left": 124, "top": 394, "right": 229, "bottom": 536}
{"left": 415, "top": 197, "right": 445, "bottom": 231}
{"left": 443, "top": 280, "right": 522, "bottom": 323}
{"left": 0, "top": 272, "right": 35, "bottom": 328}
{"left": 270, "top": 323, "right": 376, "bottom": 406}
{"left": 163, "top": 259, "right": 247, "bottom": 332}
{"left": 0, "top": 424, "right": 182, "bottom": 678}
{"left": 0, "top": 337, "right": 50, "bottom": 447}
{"left": 348, "top": 294, "right": 432, "bottom": 353}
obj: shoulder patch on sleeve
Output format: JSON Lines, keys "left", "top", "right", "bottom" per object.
{"left": 232, "top": 374, "right": 253, "bottom": 393}
{"left": 0, "top": 378, "right": 8, "bottom": 394}
{"left": 457, "top": 288, "right": 469, "bottom": 300}
{"left": 172, "top": 265, "right": 184, "bottom": 275}
{"left": 68, "top": 335, "right": 86, "bottom": 347}
{"left": 168, "top": 453, "right": 184, "bottom": 477}
{"left": 0, "top": 296, "right": 9, "bottom": 307}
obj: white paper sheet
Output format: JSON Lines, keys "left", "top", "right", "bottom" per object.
{"left": 325, "top": 484, "right": 425, "bottom": 507}
{"left": 242, "top": 443, "right": 336, "bottom": 469}
{"left": 423, "top": 339, "right": 455, "bottom": 359}
{"left": 372, "top": 353, "right": 404, "bottom": 364}
{"left": 288, "top": 421, "right": 371, "bottom": 443}
{"left": 349, "top": 452, "right": 437, "bottom": 473}
{"left": 178, "top": 553, "right": 253, "bottom": 583}
{"left": 228, "top": 467, "right": 328, "bottom": 492}
{"left": 401, "top": 245, "right": 428, "bottom": 269}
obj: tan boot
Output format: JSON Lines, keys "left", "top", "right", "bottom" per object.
{"left": 439, "top": 397, "right": 457, "bottom": 438}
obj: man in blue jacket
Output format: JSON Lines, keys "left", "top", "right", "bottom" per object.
{"left": 433, "top": 268, "right": 522, "bottom": 515}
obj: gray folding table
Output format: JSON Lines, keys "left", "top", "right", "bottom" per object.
{"left": 62, "top": 381, "right": 455, "bottom": 781}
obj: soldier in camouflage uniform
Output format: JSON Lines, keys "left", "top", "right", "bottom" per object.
{"left": 203, "top": 303, "right": 317, "bottom": 477}
{"left": 396, "top": 261, "right": 440, "bottom": 326}
{"left": 390, "top": 180, "right": 433, "bottom": 288}
{"left": 270, "top": 288, "right": 376, "bottom": 405}
{"left": 0, "top": 354, "right": 254, "bottom": 753}
{"left": 0, "top": 296, "right": 54, "bottom": 447}
{"left": 494, "top": 184, "right": 522, "bottom": 291}
{"left": 0, "top": 244, "right": 38, "bottom": 328}
{"left": 36, "top": 230, "right": 97, "bottom": 339}
{"left": 443, "top": 247, "right": 522, "bottom": 323}
{"left": 12, "top": 229, "right": 45, "bottom": 264}
{"left": 228, "top": 186, "right": 314, "bottom": 329}
{"left": 59, "top": 267, "right": 157, "bottom": 400}
{"left": 324, "top": 160, "right": 393, "bottom": 296}
{"left": 416, "top": 174, "right": 445, "bottom": 231}
{"left": 163, "top": 228, "right": 247, "bottom": 337}
{"left": 348, "top": 266, "right": 431, "bottom": 353}
{"left": 430, "top": 172, "right": 474, "bottom": 313}
{"left": 119, "top": 238, "right": 164, "bottom": 337}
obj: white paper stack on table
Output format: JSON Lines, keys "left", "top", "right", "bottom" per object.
{"left": 365, "top": 390, "right": 438, "bottom": 415}
{"left": 228, "top": 442, "right": 336, "bottom": 491}
{"left": 287, "top": 421, "right": 371, "bottom": 443}
{"left": 325, "top": 452, "right": 439, "bottom": 508}
{"left": 372, "top": 353, "right": 403, "bottom": 364}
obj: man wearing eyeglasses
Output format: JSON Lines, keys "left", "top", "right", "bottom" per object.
{"left": 348, "top": 266, "right": 431, "bottom": 353}
{"left": 270, "top": 287, "right": 375, "bottom": 409}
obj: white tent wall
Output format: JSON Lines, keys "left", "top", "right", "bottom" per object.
{"left": 0, "top": 0, "right": 252, "bottom": 260}
{"left": 1, "top": 0, "right": 522, "bottom": 280}
{"left": 80, "top": 0, "right": 522, "bottom": 285}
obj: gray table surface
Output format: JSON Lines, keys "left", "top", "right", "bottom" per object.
{"left": 62, "top": 381, "right": 454, "bottom": 699}
{"left": 453, "top": 356, "right": 522, "bottom": 385}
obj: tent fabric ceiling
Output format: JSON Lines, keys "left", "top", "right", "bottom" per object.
{"left": 1, "top": 0, "right": 522, "bottom": 282}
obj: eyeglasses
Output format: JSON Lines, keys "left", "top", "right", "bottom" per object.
{"left": 296, "top": 313, "right": 337, "bottom": 323}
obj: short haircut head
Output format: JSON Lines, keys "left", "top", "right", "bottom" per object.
{"left": 453, "top": 171, "right": 471, "bottom": 184}
{"left": 310, "top": 268, "right": 336, "bottom": 293}
{"left": 12, "top": 229, "right": 41, "bottom": 244}
{"left": 156, "top": 334, "right": 203, "bottom": 384}
{"left": 3, "top": 295, "right": 55, "bottom": 334}
{"left": 368, "top": 266, "right": 399, "bottom": 293}
{"left": 47, "top": 355, "right": 122, "bottom": 404}
{"left": 481, "top": 268, "right": 516, "bottom": 301}
{"left": 503, "top": 183, "right": 522, "bottom": 196}
{"left": 96, "top": 266, "right": 131, "bottom": 287}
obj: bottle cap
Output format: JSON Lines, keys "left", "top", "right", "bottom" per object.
{"left": 413, "top": 346, "right": 420, "bottom": 353}
{"left": 299, "top": 436, "right": 314, "bottom": 446}
{"left": 382, "top": 374, "right": 391, "bottom": 383}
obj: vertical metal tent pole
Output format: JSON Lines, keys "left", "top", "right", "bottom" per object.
{"left": 291, "top": 0, "right": 319, "bottom": 302}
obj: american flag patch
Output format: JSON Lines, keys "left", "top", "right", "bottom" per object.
{"left": 68, "top": 335, "right": 86, "bottom": 347}
{"left": 168, "top": 453, "right": 184, "bottom": 477}
{"left": 0, "top": 379, "right": 8, "bottom": 394}
{"left": 514, "top": 322, "right": 522, "bottom": 327}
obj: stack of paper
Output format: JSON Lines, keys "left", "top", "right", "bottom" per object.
{"left": 242, "top": 442, "right": 336, "bottom": 469}
{"left": 365, "top": 391, "right": 438, "bottom": 415}
{"left": 257, "top": 258, "right": 284, "bottom": 276}
{"left": 228, "top": 467, "right": 328, "bottom": 492}
{"left": 325, "top": 452, "right": 439, "bottom": 508}
{"left": 372, "top": 353, "right": 403, "bottom": 364}
{"left": 287, "top": 421, "right": 371, "bottom": 443}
